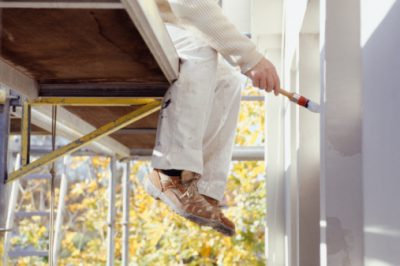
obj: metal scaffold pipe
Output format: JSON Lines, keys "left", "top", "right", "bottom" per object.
{"left": 107, "top": 157, "right": 117, "bottom": 266}
{"left": 122, "top": 161, "right": 130, "bottom": 266}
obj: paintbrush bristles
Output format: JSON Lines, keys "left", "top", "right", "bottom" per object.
{"left": 306, "top": 101, "right": 321, "bottom": 113}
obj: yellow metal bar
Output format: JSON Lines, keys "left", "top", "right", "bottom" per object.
{"left": 20, "top": 101, "right": 31, "bottom": 166}
{"left": 29, "top": 97, "right": 157, "bottom": 106}
{"left": 0, "top": 88, "right": 7, "bottom": 104}
{"left": 7, "top": 101, "right": 161, "bottom": 183}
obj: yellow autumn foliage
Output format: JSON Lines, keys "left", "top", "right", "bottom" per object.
{"left": 1, "top": 85, "right": 267, "bottom": 266}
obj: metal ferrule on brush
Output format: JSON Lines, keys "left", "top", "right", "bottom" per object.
{"left": 291, "top": 93, "right": 310, "bottom": 108}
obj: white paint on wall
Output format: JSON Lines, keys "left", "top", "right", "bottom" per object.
{"left": 251, "top": 0, "right": 283, "bottom": 36}
{"left": 253, "top": 0, "right": 321, "bottom": 265}
{"left": 320, "top": 0, "right": 364, "bottom": 265}
{"left": 221, "top": 0, "right": 251, "bottom": 33}
{"left": 361, "top": 1, "right": 400, "bottom": 265}
{"left": 361, "top": 0, "right": 397, "bottom": 46}
{"left": 298, "top": 32, "right": 320, "bottom": 266}
{"left": 283, "top": 0, "right": 308, "bottom": 67}
{"left": 364, "top": 259, "right": 392, "bottom": 266}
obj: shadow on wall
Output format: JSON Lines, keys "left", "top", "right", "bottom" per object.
{"left": 326, "top": 217, "right": 352, "bottom": 266}
{"left": 362, "top": 1, "right": 400, "bottom": 266}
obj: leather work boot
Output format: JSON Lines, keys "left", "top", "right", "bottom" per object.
{"left": 143, "top": 169, "right": 234, "bottom": 236}
{"left": 203, "top": 195, "right": 236, "bottom": 236}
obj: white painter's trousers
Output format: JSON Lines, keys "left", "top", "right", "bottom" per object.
{"left": 151, "top": 24, "right": 245, "bottom": 201}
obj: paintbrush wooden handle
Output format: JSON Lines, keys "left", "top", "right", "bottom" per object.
{"left": 277, "top": 88, "right": 294, "bottom": 99}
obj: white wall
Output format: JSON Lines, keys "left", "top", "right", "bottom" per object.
{"left": 298, "top": 7, "right": 320, "bottom": 264}
{"left": 253, "top": 0, "right": 321, "bottom": 265}
{"left": 320, "top": 0, "right": 364, "bottom": 265}
{"left": 361, "top": 1, "right": 400, "bottom": 265}
{"left": 253, "top": 0, "right": 400, "bottom": 265}
{"left": 321, "top": 0, "right": 400, "bottom": 265}
{"left": 221, "top": 0, "right": 251, "bottom": 33}
{"left": 250, "top": 1, "right": 285, "bottom": 265}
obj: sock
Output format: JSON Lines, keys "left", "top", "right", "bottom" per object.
{"left": 161, "top": 169, "right": 182, "bottom": 177}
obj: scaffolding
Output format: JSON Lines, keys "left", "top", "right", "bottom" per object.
{"left": 1, "top": 93, "right": 265, "bottom": 265}
{"left": 0, "top": 0, "right": 266, "bottom": 265}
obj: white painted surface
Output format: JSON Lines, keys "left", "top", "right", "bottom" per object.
{"left": 320, "top": 0, "right": 364, "bottom": 265}
{"left": 228, "top": 1, "right": 321, "bottom": 265}
{"left": 361, "top": 1, "right": 400, "bottom": 265}
{"left": 251, "top": 0, "right": 285, "bottom": 265}
{"left": 298, "top": 32, "right": 320, "bottom": 266}
{"left": 253, "top": 0, "right": 321, "bottom": 265}
{"left": 221, "top": 0, "right": 251, "bottom": 33}
{"left": 283, "top": 0, "right": 308, "bottom": 68}
{"left": 281, "top": 2, "right": 309, "bottom": 264}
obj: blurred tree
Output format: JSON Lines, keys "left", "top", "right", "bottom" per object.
{"left": 5, "top": 85, "right": 267, "bottom": 266}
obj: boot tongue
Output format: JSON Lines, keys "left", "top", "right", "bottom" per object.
{"left": 180, "top": 170, "right": 199, "bottom": 184}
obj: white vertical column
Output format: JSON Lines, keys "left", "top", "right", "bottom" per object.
{"left": 297, "top": 1, "right": 321, "bottom": 264}
{"left": 320, "top": 0, "right": 363, "bottom": 265}
{"left": 282, "top": 1, "right": 308, "bottom": 265}
{"left": 298, "top": 33, "right": 320, "bottom": 266}
{"left": 251, "top": 0, "right": 285, "bottom": 264}
{"left": 286, "top": 48, "right": 300, "bottom": 266}
{"left": 107, "top": 157, "right": 116, "bottom": 266}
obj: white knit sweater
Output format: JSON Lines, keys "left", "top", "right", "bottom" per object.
{"left": 155, "top": 0, "right": 263, "bottom": 73}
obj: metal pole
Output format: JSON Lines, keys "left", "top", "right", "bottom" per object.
{"left": 3, "top": 154, "right": 21, "bottom": 266}
{"left": 128, "top": 146, "right": 265, "bottom": 161}
{"left": 7, "top": 101, "right": 161, "bottom": 183}
{"left": 107, "top": 157, "right": 116, "bottom": 266}
{"left": 0, "top": 89, "right": 11, "bottom": 233}
{"left": 49, "top": 105, "right": 57, "bottom": 266}
{"left": 53, "top": 157, "right": 69, "bottom": 265}
{"left": 122, "top": 161, "right": 130, "bottom": 266}
{"left": 20, "top": 101, "right": 31, "bottom": 166}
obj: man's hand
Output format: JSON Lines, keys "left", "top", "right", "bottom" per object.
{"left": 245, "top": 58, "right": 280, "bottom": 96}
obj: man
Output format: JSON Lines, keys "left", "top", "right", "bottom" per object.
{"left": 143, "top": 0, "right": 280, "bottom": 236}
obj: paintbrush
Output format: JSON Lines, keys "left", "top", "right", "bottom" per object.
{"left": 278, "top": 88, "right": 320, "bottom": 113}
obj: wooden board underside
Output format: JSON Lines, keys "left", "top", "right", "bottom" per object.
{"left": 0, "top": 0, "right": 120, "bottom": 3}
{"left": 65, "top": 106, "right": 159, "bottom": 149}
{"left": 0, "top": 8, "right": 168, "bottom": 85}
{"left": 11, "top": 107, "right": 159, "bottom": 149}
{"left": 0, "top": 8, "right": 171, "bottom": 150}
{"left": 10, "top": 118, "right": 47, "bottom": 134}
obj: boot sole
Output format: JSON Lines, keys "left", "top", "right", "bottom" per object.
{"left": 212, "top": 224, "right": 235, "bottom": 236}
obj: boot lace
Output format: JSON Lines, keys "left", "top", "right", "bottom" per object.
{"left": 180, "top": 179, "right": 199, "bottom": 199}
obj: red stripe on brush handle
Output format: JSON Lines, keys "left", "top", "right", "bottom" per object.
{"left": 291, "top": 93, "right": 310, "bottom": 108}
{"left": 297, "top": 95, "right": 310, "bottom": 108}
{"left": 278, "top": 89, "right": 310, "bottom": 108}
{"left": 278, "top": 89, "right": 319, "bottom": 112}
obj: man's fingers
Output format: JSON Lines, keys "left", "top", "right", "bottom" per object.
{"left": 273, "top": 72, "right": 281, "bottom": 96}
{"left": 259, "top": 77, "right": 267, "bottom": 91}
{"left": 253, "top": 77, "right": 261, "bottom": 88}
{"left": 266, "top": 75, "right": 274, "bottom": 93}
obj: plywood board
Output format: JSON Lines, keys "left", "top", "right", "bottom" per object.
{"left": 65, "top": 106, "right": 159, "bottom": 149}
{"left": 0, "top": 7, "right": 172, "bottom": 151}
{"left": 0, "top": 9, "right": 168, "bottom": 85}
